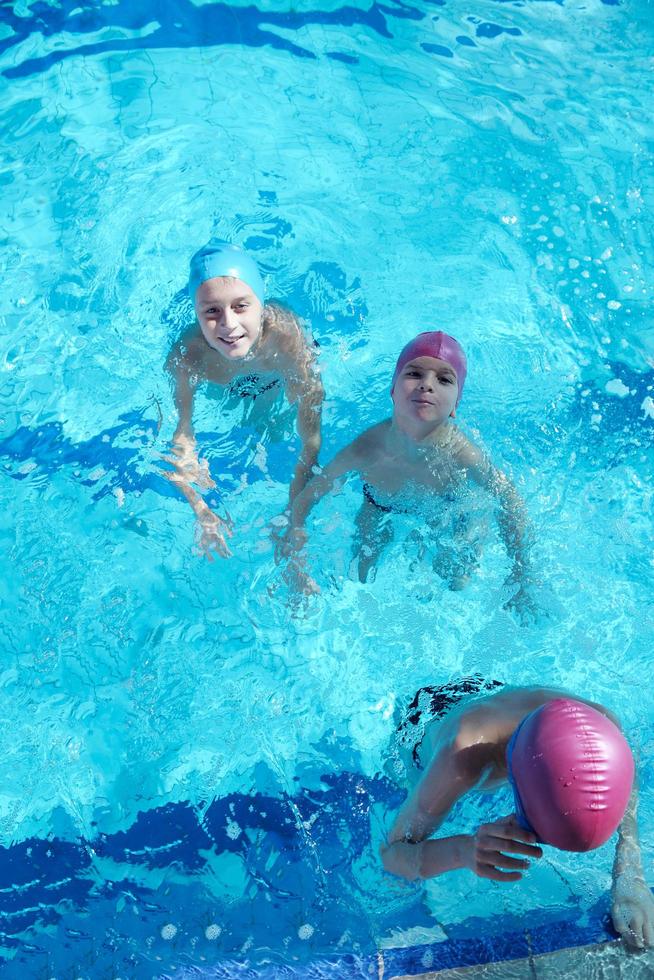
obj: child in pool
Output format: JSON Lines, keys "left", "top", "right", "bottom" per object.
{"left": 280, "top": 330, "right": 535, "bottom": 620}
{"left": 166, "top": 239, "right": 323, "bottom": 560}
{"left": 382, "top": 681, "right": 654, "bottom": 950}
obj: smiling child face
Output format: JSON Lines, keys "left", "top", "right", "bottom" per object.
{"left": 195, "top": 276, "right": 263, "bottom": 359}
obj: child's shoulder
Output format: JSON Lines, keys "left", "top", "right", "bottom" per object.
{"left": 263, "top": 302, "right": 315, "bottom": 363}
{"left": 449, "top": 426, "right": 486, "bottom": 468}
{"left": 264, "top": 302, "right": 304, "bottom": 341}
{"left": 349, "top": 420, "right": 389, "bottom": 458}
{"left": 166, "top": 326, "right": 205, "bottom": 371}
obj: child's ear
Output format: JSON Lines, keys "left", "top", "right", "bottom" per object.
{"left": 450, "top": 409, "right": 456, "bottom": 418}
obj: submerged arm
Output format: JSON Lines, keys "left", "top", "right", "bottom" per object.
{"left": 469, "top": 454, "right": 533, "bottom": 574}
{"left": 463, "top": 445, "right": 538, "bottom": 620}
{"left": 285, "top": 360, "right": 324, "bottom": 504}
{"left": 272, "top": 303, "right": 325, "bottom": 504}
{"left": 567, "top": 703, "right": 654, "bottom": 950}
{"left": 283, "top": 441, "right": 359, "bottom": 554}
{"left": 276, "top": 440, "right": 360, "bottom": 594}
{"left": 165, "top": 348, "right": 231, "bottom": 559}
{"left": 166, "top": 345, "right": 196, "bottom": 443}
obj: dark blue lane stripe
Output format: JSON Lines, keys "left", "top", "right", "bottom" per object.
{"left": 0, "top": 410, "right": 298, "bottom": 500}
{"left": 1, "top": 0, "right": 423, "bottom": 78}
{"left": 0, "top": 774, "right": 406, "bottom": 931}
{"left": 1, "top": 769, "right": 637, "bottom": 977}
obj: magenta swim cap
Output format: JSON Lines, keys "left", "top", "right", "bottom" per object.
{"left": 507, "top": 699, "right": 634, "bottom": 852}
{"left": 391, "top": 332, "right": 467, "bottom": 405}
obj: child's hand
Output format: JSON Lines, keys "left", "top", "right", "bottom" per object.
{"left": 465, "top": 814, "right": 542, "bottom": 882}
{"left": 502, "top": 570, "right": 541, "bottom": 626}
{"left": 165, "top": 437, "right": 216, "bottom": 491}
{"left": 612, "top": 872, "right": 654, "bottom": 949}
{"left": 282, "top": 555, "right": 320, "bottom": 597}
{"left": 504, "top": 583, "right": 539, "bottom": 626}
{"left": 196, "top": 510, "right": 233, "bottom": 560}
{"left": 269, "top": 513, "right": 292, "bottom": 564}
{"left": 273, "top": 525, "right": 308, "bottom": 566}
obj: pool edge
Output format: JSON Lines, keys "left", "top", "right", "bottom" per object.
{"left": 383, "top": 938, "right": 654, "bottom": 978}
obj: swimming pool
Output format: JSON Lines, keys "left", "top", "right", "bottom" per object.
{"left": 1, "top": 0, "right": 653, "bottom": 974}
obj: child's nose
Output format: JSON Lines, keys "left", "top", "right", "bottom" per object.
{"left": 224, "top": 307, "right": 238, "bottom": 330}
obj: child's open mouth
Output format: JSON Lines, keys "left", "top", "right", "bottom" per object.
{"left": 219, "top": 335, "right": 246, "bottom": 346}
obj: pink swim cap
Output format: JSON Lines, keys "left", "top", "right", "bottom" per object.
{"left": 391, "top": 331, "right": 467, "bottom": 406}
{"left": 507, "top": 699, "right": 634, "bottom": 852}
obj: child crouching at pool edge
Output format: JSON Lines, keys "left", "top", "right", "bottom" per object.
{"left": 382, "top": 681, "right": 654, "bottom": 950}
{"left": 278, "top": 330, "right": 538, "bottom": 622}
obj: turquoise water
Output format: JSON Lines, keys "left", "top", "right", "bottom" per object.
{"left": 1, "top": 0, "right": 653, "bottom": 974}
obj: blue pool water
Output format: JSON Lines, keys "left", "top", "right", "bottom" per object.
{"left": 1, "top": 0, "right": 653, "bottom": 975}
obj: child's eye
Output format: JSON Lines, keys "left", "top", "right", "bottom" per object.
{"left": 440, "top": 376, "right": 454, "bottom": 384}
{"left": 234, "top": 304, "right": 248, "bottom": 312}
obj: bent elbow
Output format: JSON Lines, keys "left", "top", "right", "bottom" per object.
{"left": 380, "top": 841, "right": 422, "bottom": 882}
{"left": 379, "top": 842, "right": 395, "bottom": 876}
{"left": 298, "top": 438, "right": 321, "bottom": 467}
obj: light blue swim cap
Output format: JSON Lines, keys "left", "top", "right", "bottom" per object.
{"left": 188, "top": 239, "right": 266, "bottom": 305}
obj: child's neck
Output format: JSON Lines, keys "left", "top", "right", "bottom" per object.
{"left": 390, "top": 416, "right": 453, "bottom": 456}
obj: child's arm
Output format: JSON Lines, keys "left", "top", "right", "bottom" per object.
{"left": 611, "top": 782, "right": 654, "bottom": 948}
{"left": 583, "top": 706, "right": 654, "bottom": 949}
{"left": 464, "top": 448, "right": 532, "bottom": 572}
{"left": 285, "top": 439, "right": 361, "bottom": 542}
{"left": 459, "top": 442, "right": 537, "bottom": 619}
{"left": 165, "top": 348, "right": 232, "bottom": 560}
{"left": 284, "top": 361, "right": 324, "bottom": 505}
{"left": 563, "top": 699, "right": 654, "bottom": 948}
{"left": 277, "top": 439, "right": 361, "bottom": 592}
{"left": 381, "top": 740, "right": 474, "bottom": 880}
{"left": 381, "top": 741, "right": 541, "bottom": 882}
{"left": 264, "top": 303, "right": 324, "bottom": 505}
